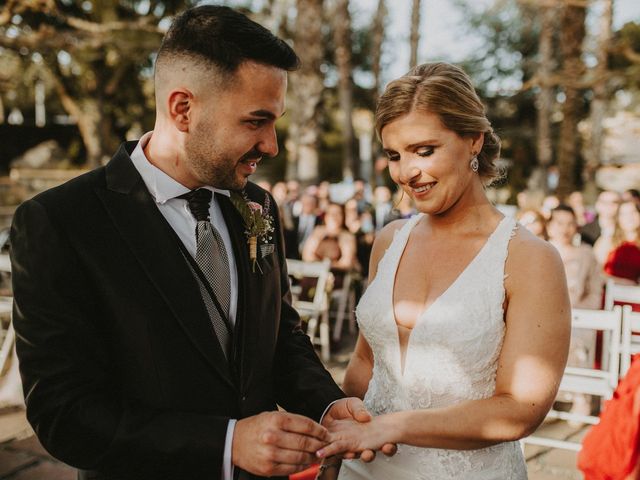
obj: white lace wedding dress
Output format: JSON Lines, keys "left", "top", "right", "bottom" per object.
{"left": 338, "top": 214, "right": 527, "bottom": 479}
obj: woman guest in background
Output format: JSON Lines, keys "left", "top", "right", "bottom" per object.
{"left": 546, "top": 204, "right": 603, "bottom": 418}
{"left": 603, "top": 200, "right": 640, "bottom": 286}
{"left": 318, "top": 62, "right": 570, "bottom": 479}
{"left": 302, "top": 202, "right": 359, "bottom": 290}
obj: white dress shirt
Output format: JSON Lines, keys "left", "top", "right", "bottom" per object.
{"left": 130, "top": 132, "right": 237, "bottom": 480}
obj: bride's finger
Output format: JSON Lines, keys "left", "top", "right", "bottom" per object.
{"left": 360, "top": 449, "right": 376, "bottom": 463}
{"left": 381, "top": 443, "right": 398, "bottom": 456}
{"left": 317, "top": 440, "right": 353, "bottom": 459}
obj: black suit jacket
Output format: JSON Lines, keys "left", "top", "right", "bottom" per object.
{"left": 10, "top": 142, "right": 344, "bottom": 480}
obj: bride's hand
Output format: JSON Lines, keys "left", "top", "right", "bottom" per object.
{"left": 318, "top": 416, "right": 395, "bottom": 459}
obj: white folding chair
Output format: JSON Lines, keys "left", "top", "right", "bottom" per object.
{"left": 0, "top": 254, "right": 10, "bottom": 274}
{"left": 331, "top": 271, "right": 357, "bottom": 342}
{"left": 604, "top": 279, "right": 640, "bottom": 310}
{"left": 522, "top": 307, "right": 622, "bottom": 452}
{"left": 286, "top": 258, "right": 332, "bottom": 362}
{"left": 621, "top": 305, "right": 640, "bottom": 377}
{"left": 0, "top": 296, "right": 13, "bottom": 376}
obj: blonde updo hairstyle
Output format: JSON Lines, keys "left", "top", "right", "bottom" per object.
{"left": 375, "top": 62, "right": 501, "bottom": 186}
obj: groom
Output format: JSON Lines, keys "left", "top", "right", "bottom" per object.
{"left": 10, "top": 6, "right": 374, "bottom": 480}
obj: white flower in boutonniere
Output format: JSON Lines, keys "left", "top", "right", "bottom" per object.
{"left": 229, "top": 191, "right": 275, "bottom": 273}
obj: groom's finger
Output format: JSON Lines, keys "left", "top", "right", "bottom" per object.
{"left": 262, "top": 430, "right": 328, "bottom": 454}
{"left": 269, "top": 446, "right": 322, "bottom": 466}
{"left": 280, "top": 412, "right": 330, "bottom": 441}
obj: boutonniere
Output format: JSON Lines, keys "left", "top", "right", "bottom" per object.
{"left": 229, "top": 191, "right": 275, "bottom": 273}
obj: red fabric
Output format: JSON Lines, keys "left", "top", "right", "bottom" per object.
{"left": 605, "top": 242, "right": 640, "bottom": 286}
{"left": 290, "top": 464, "right": 319, "bottom": 480}
{"left": 578, "top": 355, "right": 640, "bottom": 479}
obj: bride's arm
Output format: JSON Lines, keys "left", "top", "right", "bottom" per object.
{"left": 342, "top": 335, "right": 373, "bottom": 399}
{"left": 320, "top": 229, "right": 571, "bottom": 455}
{"left": 342, "top": 220, "right": 406, "bottom": 399}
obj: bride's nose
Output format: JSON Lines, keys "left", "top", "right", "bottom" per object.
{"left": 398, "top": 164, "right": 422, "bottom": 185}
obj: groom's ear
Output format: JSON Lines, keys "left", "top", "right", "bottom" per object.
{"left": 167, "top": 88, "right": 193, "bottom": 133}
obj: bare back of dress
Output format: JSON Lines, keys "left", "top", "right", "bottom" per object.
{"left": 339, "top": 214, "right": 527, "bottom": 480}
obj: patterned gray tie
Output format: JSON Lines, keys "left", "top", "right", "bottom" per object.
{"left": 179, "top": 189, "right": 232, "bottom": 357}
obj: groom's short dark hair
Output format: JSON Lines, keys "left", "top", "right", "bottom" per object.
{"left": 157, "top": 5, "right": 299, "bottom": 73}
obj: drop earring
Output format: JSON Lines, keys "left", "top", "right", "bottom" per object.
{"left": 470, "top": 156, "right": 479, "bottom": 173}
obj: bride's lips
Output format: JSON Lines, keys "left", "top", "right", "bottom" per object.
{"left": 409, "top": 181, "right": 437, "bottom": 198}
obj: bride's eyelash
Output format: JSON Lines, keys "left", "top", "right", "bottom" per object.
{"left": 416, "top": 147, "right": 435, "bottom": 157}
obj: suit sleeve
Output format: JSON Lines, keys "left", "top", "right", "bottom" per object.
{"left": 268, "top": 195, "right": 345, "bottom": 421}
{"left": 11, "top": 199, "right": 228, "bottom": 478}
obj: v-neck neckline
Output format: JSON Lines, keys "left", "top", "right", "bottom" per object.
{"left": 390, "top": 214, "right": 508, "bottom": 377}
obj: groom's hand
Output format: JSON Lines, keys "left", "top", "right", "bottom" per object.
{"left": 233, "top": 411, "right": 329, "bottom": 477}
{"left": 321, "top": 398, "right": 397, "bottom": 462}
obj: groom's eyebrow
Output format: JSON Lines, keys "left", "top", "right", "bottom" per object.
{"left": 249, "top": 109, "right": 287, "bottom": 119}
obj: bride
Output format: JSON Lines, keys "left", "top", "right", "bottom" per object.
{"left": 318, "top": 63, "right": 571, "bottom": 479}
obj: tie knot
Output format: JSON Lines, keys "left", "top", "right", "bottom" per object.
{"left": 179, "top": 188, "right": 213, "bottom": 222}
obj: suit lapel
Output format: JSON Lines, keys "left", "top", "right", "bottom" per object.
{"left": 96, "top": 143, "right": 236, "bottom": 390}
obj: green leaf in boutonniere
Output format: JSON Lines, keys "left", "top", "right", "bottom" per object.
{"left": 229, "top": 191, "right": 275, "bottom": 273}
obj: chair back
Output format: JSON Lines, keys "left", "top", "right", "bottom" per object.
{"left": 604, "top": 279, "right": 640, "bottom": 310}
{"left": 286, "top": 258, "right": 332, "bottom": 361}
{"left": 563, "top": 308, "right": 621, "bottom": 393}
{"left": 522, "top": 307, "right": 623, "bottom": 452}
{"left": 286, "top": 258, "right": 331, "bottom": 312}
{"left": 621, "top": 305, "right": 640, "bottom": 377}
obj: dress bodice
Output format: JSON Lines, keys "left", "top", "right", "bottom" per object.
{"left": 339, "top": 214, "right": 527, "bottom": 479}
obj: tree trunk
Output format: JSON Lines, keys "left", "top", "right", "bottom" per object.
{"left": 584, "top": 0, "right": 613, "bottom": 199}
{"left": 371, "top": 0, "right": 386, "bottom": 107}
{"left": 260, "top": 0, "right": 290, "bottom": 35}
{"left": 370, "top": 0, "right": 387, "bottom": 186}
{"left": 409, "top": 0, "right": 421, "bottom": 69}
{"left": 287, "top": 0, "right": 324, "bottom": 184}
{"left": 556, "top": 2, "right": 586, "bottom": 199}
{"left": 533, "top": 2, "right": 556, "bottom": 193}
{"left": 333, "top": 0, "right": 358, "bottom": 181}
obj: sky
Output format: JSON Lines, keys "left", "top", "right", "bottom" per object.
{"left": 351, "top": 0, "right": 640, "bottom": 85}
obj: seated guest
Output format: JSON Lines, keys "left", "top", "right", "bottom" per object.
{"left": 372, "top": 186, "right": 394, "bottom": 232}
{"left": 582, "top": 190, "right": 621, "bottom": 247}
{"left": 623, "top": 188, "right": 640, "bottom": 208}
{"left": 603, "top": 200, "right": 640, "bottom": 286}
{"left": 547, "top": 205, "right": 604, "bottom": 417}
{"left": 385, "top": 189, "right": 416, "bottom": 222}
{"left": 547, "top": 205, "right": 603, "bottom": 309}
{"left": 344, "top": 199, "right": 375, "bottom": 280}
{"left": 293, "top": 192, "right": 322, "bottom": 259}
{"left": 517, "top": 209, "right": 547, "bottom": 240}
{"left": 540, "top": 194, "right": 560, "bottom": 221}
{"left": 302, "top": 202, "right": 359, "bottom": 289}
{"left": 568, "top": 190, "right": 594, "bottom": 227}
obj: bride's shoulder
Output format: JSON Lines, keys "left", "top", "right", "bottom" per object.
{"left": 506, "top": 224, "right": 565, "bottom": 281}
{"left": 374, "top": 219, "right": 408, "bottom": 250}
{"left": 367, "top": 219, "right": 407, "bottom": 280}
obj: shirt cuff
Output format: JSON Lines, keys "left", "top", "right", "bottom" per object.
{"left": 222, "top": 419, "right": 236, "bottom": 480}
{"left": 320, "top": 399, "right": 341, "bottom": 425}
